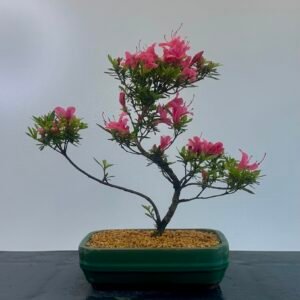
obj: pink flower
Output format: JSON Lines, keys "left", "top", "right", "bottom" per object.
{"left": 187, "top": 136, "right": 224, "bottom": 156}
{"left": 187, "top": 136, "right": 202, "bottom": 153}
{"left": 54, "top": 106, "right": 76, "bottom": 120}
{"left": 119, "top": 92, "right": 126, "bottom": 107}
{"left": 156, "top": 94, "right": 191, "bottom": 127}
{"left": 105, "top": 112, "right": 130, "bottom": 136}
{"left": 158, "top": 135, "right": 172, "bottom": 151}
{"left": 180, "top": 56, "right": 192, "bottom": 68}
{"left": 190, "top": 51, "right": 204, "bottom": 66}
{"left": 123, "top": 51, "right": 139, "bottom": 68}
{"left": 159, "top": 36, "right": 190, "bottom": 64}
{"left": 122, "top": 44, "right": 159, "bottom": 70}
{"left": 166, "top": 93, "right": 191, "bottom": 125}
{"left": 157, "top": 104, "right": 172, "bottom": 125}
{"left": 138, "top": 43, "right": 158, "bottom": 70}
{"left": 166, "top": 93, "right": 184, "bottom": 109}
{"left": 237, "top": 150, "right": 260, "bottom": 171}
{"left": 181, "top": 67, "right": 198, "bottom": 82}
{"left": 207, "top": 141, "right": 224, "bottom": 156}
{"left": 180, "top": 56, "right": 198, "bottom": 81}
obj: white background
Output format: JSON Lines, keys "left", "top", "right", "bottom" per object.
{"left": 0, "top": 0, "right": 299, "bottom": 251}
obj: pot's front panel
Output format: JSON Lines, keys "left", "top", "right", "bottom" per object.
{"left": 79, "top": 229, "right": 229, "bottom": 287}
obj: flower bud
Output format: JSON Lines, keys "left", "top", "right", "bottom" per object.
{"left": 51, "top": 126, "right": 59, "bottom": 134}
{"left": 119, "top": 92, "right": 126, "bottom": 107}
{"left": 37, "top": 128, "right": 45, "bottom": 135}
{"left": 190, "top": 51, "right": 204, "bottom": 66}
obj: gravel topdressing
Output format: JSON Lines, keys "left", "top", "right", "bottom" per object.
{"left": 86, "top": 229, "right": 220, "bottom": 249}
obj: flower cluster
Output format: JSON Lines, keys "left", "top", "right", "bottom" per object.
{"left": 179, "top": 134, "right": 263, "bottom": 190}
{"left": 123, "top": 43, "right": 158, "bottom": 70}
{"left": 157, "top": 93, "right": 192, "bottom": 128}
{"left": 159, "top": 37, "right": 203, "bottom": 82}
{"left": 27, "top": 106, "right": 87, "bottom": 150}
{"left": 104, "top": 92, "right": 192, "bottom": 138}
{"left": 120, "top": 36, "right": 204, "bottom": 83}
{"left": 187, "top": 136, "right": 224, "bottom": 157}
{"left": 104, "top": 112, "right": 130, "bottom": 138}
{"left": 105, "top": 35, "right": 263, "bottom": 187}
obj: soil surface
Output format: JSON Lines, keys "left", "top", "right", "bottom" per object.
{"left": 86, "top": 229, "right": 220, "bottom": 249}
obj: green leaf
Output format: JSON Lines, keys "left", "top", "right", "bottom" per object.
{"left": 142, "top": 204, "right": 151, "bottom": 211}
{"left": 242, "top": 187, "right": 255, "bottom": 194}
{"left": 108, "top": 54, "right": 114, "bottom": 64}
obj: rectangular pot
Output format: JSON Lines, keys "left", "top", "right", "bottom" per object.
{"left": 79, "top": 229, "right": 229, "bottom": 289}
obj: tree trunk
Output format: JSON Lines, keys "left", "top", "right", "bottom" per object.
{"left": 154, "top": 189, "right": 181, "bottom": 236}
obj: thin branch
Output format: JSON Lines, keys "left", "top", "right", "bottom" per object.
{"left": 180, "top": 168, "right": 196, "bottom": 187}
{"left": 178, "top": 187, "right": 205, "bottom": 204}
{"left": 60, "top": 151, "right": 161, "bottom": 223}
{"left": 119, "top": 144, "right": 142, "bottom": 155}
{"left": 183, "top": 182, "right": 229, "bottom": 190}
{"left": 179, "top": 191, "right": 234, "bottom": 203}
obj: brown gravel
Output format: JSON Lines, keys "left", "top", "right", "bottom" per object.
{"left": 86, "top": 229, "right": 220, "bottom": 249}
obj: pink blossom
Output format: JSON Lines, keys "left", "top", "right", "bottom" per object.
{"left": 181, "top": 67, "right": 198, "bottom": 82}
{"left": 54, "top": 106, "right": 76, "bottom": 120}
{"left": 123, "top": 51, "right": 139, "bottom": 68}
{"left": 187, "top": 136, "right": 202, "bottom": 153}
{"left": 187, "top": 136, "right": 224, "bottom": 156}
{"left": 122, "top": 44, "right": 158, "bottom": 70}
{"left": 179, "top": 56, "right": 198, "bottom": 81}
{"left": 157, "top": 104, "right": 172, "bottom": 125}
{"left": 138, "top": 43, "right": 158, "bottom": 70}
{"left": 119, "top": 92, "right": 126, "bottom": 107}
{"left": 210, "top": 142, "right": 224, "bottom": 155}
{"left": 159, "top": 36, "right": 190, "bottom": 64}
{"left": 156, "top": 94, "right": 191, "bottom": 127}
{"left": 166, "top": 93, "right": 191, "bottom": 125}
{"left": 105, "top": 112, "right": 130, "bottom": 136}
{"left": 180, "top": 55, "right": 192, "bottom": 69}
{"left": 166, "top": 94, "right": 184, "bottom": 108}
{"left": 237, "top": 150, "right": 260, "bottom": 171}
{"left": 158, "top": 135, "right": 172, "bottom": 151}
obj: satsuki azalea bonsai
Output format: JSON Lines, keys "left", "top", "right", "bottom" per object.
{"left": 27, "top": 35, "right": 264, "bottom": 238}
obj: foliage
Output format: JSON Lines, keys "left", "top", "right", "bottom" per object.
{"left": 27, "top": 108, "right": 87, "bottom": 152}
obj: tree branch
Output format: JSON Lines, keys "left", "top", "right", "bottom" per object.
{"left": 135, "top": 141, "right": 180, "bottom": 188}
{"left": 60, "top": 151, "right": 161, "bottom": 223}
{"left": 179, "top": 190, "right": 234, "bottom": 203}
{"left": 183, "top": 182, "right": 229, "bottom": 190}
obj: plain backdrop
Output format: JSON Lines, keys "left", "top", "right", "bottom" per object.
{"left": 0, "top": 0, "right": 299, "bottom": 251}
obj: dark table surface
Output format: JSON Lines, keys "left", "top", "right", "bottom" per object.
{"left": 0, "top": 251, "right": 299, "bottom": 300}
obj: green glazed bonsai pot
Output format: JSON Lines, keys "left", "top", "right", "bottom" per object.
{"left": 79, "top": 229, "right": 229, "bottom": 289}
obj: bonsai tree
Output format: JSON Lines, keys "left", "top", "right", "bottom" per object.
{"left": 27, "top": 35, "right": 264, "bottom": 236}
